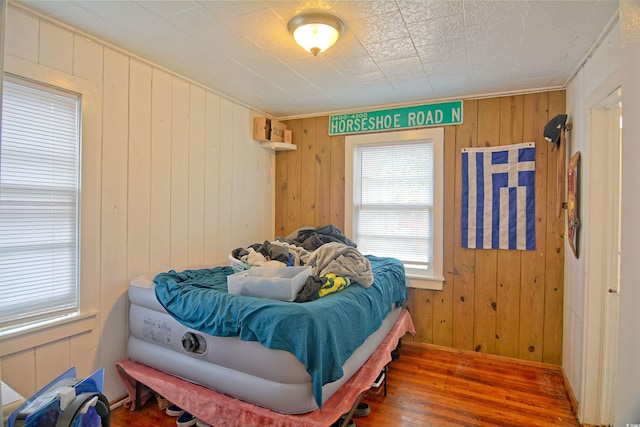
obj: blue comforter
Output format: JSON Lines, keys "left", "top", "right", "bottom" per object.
{"left": 154, "top": 255, "right": 407, "bottom": 409}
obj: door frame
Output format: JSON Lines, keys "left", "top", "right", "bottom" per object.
{"left": 581, "top": 87, "right": 621, "bottom": 425}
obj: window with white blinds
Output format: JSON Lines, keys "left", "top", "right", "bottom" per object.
{"left": 346, "top": 128, "right": 444, "bottom": 288}
{"left": 0, "top": 77, "right": 81, "bottom": 330}
{"left": 354, "top": 142, "right": 434, "bottom": 275}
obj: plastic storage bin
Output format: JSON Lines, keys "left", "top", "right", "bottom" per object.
{"left": 228, "top": 253, "right": 249, "bottom": 272}
{"left": 227, "top": 266, "right": 311, "bottom": 301}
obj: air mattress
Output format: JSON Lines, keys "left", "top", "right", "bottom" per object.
{"left": 127, "top": 272, "right": 402, "bottom": 414}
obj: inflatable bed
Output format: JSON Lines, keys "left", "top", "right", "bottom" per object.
{"left": 127, "top": 229, "right": 408, "bottom": 415}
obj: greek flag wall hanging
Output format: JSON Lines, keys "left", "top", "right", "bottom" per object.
{"left": 461, "top": 142, "right": 536, "bottom": 250}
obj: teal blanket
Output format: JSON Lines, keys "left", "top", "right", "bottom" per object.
{"left": 154, "top": 255, "right": 407, "bottom": 409}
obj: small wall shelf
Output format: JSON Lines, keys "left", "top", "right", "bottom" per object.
{"left": 260, "top": 142, "right": 297, "bottom": 151}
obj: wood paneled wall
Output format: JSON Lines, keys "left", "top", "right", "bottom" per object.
{"left": 278, "top": 92, "right": 565, "bottom": 365}
{"left": 1, "top": 4, "right": 274, "bottom": 401}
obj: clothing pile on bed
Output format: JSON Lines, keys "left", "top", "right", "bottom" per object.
{"left": 230, "top": 225, "right": 374, "bottom": 302}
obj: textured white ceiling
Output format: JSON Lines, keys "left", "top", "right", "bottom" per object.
{"left": 16, "top": 0, "right": 619, "bottom": 118}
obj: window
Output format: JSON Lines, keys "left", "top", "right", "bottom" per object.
{"left": 345, "top": 128, "right": 444, "bottom": 290}
{"left": 0, "top": 77, "right": 81, "bottom": 330}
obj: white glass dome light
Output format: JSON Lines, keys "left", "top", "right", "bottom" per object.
{"left": 287, "top": 12, "right": 345, "bottom": 56}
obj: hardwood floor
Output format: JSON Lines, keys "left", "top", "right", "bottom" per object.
{"left": 109, "top": 341, "right": 579, "bottom": 427}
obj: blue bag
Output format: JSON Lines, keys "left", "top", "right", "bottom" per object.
{"left": 8, "top": 367, "right": 109, "bottom": 427}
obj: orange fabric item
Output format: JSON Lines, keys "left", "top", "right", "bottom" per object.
{"left": 116, "top": 309, "right": 414, "bottom": 427}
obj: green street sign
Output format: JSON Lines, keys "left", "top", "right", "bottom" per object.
{"left": 329, "top": 100, "right": 463, "bottom": 135}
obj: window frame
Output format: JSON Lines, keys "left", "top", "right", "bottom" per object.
{"left": 345, "top": 128, "right": 444, "bottom": 290}
{"left": 0, "top": 57, "right": 99, "bottom": 350}
{"left": 0, "top": 75, "right": 82, "bottom": 330}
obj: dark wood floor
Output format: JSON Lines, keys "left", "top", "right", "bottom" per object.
{"left": 109, "top": 341, "right": 579, "bottom": 427}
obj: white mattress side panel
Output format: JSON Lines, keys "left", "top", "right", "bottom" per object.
{"left": 128, "top": 336, "right": 318, "bottom": 414}
{"left": 338, "top": 306, "right": 401, "bottom": 380}
{"left": 127, "top": 307, "right": 402, "bottom": 414}
{"left": 129, "top": 303, "right": 310, "bottom": 384}
{"left": 128, "top": 277, "right": 166, "bottom": 311}
{"left": 128, "top": 261, "right": 228, "bottom": 309}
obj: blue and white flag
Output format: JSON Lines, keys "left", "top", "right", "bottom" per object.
{"left": 461, "top": 142, "right": 536, "bottom": 250}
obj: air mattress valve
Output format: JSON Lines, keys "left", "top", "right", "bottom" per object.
{"left": 181, "top": 332, "right": 207, "bottom": 354}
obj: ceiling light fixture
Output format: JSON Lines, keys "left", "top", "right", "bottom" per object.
{"left": 287, "top": 12, "right": 345, "bottom": 56}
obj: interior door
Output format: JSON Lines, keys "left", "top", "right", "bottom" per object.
{"left": 599, "top": 100, "right": 621, "bottom": 424}
{"left": 581, "top": 89, "right": 621, "bottom": 425}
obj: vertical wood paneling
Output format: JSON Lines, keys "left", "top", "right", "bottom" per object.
{"left": 189, "top": 85, "right": 206, "bottom": 266}
{"left": 258, "top": 146, "right": 274, "bottom": 240}
{"left": 128, "top": 59, "right": 152, "bottom": 279}
{"left": 274, "top": 120, "right": 342, "bottom": 235}
{"left": 274, "top": 156, "right": 286, "bottom": 237}
{"left": 73, "top": 34, "right": 103, "bottom": 313}
{"left": 1, "top": 349, "right": 35, "bottom": 398}
{"left": 329, "top": 134, "right": 345, "bottom": 232}
{"left": 496, "top": 95, "right": 524, "bottom": 358}
{"left": 230, "top": 105, "right": 245, "bottom": 247}
{"left": 407, "top": 289, "right": 433, "bottom": 342}
{"left": 234, "top": 105, "right": 255, "bottom": 246}
{"left": 245, "top": 117, "right": 270, "bottom": 243}
{"left": 286, "top": 120, "right": 303, "bottom": 231}
{"left": 38, "top": 20, "right": 73, "bottom": 74}
{"left": 279, "top": 91, "right": 565, "bottom": 364}
{"left": 315, "top": 116, "right": 331, "bottom": 226}
{"left": 274, "top": 141, "right": 290, "bottom": 237}
{"left": 543, "top": 90, "right": 566, "bottom": 365}
{"left": 473, "top": 97, "right": 501, "bottom": 354}
{"left": 217, "top": 98, "right": 233, "bottom": 251}
{"left": 100, "top": 47, "right": 129, "bottom": 396}
{"left": 149, "top": 69, "right": 172, "bottom": 273}
{"left": 35, "top": 340, "right": 70, "bottom": 389}
{"left": 4, "top": 8, "right": 38, "bottom": 62}
{"left": 69, "top": 331, "right": 99, "bottom": 379}
{"left": 519, "top": 92, "right": 550, "bottom": 362}
{"left": 73, "top": 35, "right": 103, "bottom": 81}
{"left": 235, "top": 107, "right": 253, "bottom": 246}
{"left": 261, "top": 149, "right": 276, "bottom": 240}
{"left": 204, "top": 93, "right": 221, "bottom": 261}
{"left": 433, "top": 126, "right": 457, "bottom": 347}
{"left": 452, "top": 99, "right": 478, "bottom": 352}
{"left": 170, "top": 77, "right": 190, "bottom": 270}
{"left": 2, "top": 6, "right": 277, "bottom": 402}
{"left": 125, "top": 58, "right": 149, "bottom": 391}
{"left": 300, "top": 117, "right": 317, "bottom": 226}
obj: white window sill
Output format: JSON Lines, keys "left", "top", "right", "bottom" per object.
{"left": 406, "top": 275, "right": 444, "bottom": 291}
{"left": 0, "top": 311, "right": 98, "bottom": 357}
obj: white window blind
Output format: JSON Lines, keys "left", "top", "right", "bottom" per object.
{"left": 0, "top": 78, "right": 81, "bottom": 329}
{"left": 354, "top": 141, "right": 434, "bottom": 275}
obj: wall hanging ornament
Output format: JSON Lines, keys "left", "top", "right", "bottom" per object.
{"left": 567, "top": 151, "right": 580, "bottom": 258}
{"left": 543, "top": 114, "right": 573, "bottom": 218}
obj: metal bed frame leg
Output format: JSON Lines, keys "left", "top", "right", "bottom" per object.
{"left": 391, "top": 338, "right": 402, "bottom": 361}
{"left": 383, "top": 364, "right": 388, "bottom": 397}
{"left": 334, "top": 392, "right": 364, "bottom": 427}
{"left": 336, "top": 357, "right": 390, "bottom": 426}
{"left": 135, "top": 381, "right": 142, "bottom": 411}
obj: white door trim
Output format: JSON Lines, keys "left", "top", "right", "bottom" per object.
{"left": 581, "top": 87, "right": 621, "bottom": 425}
